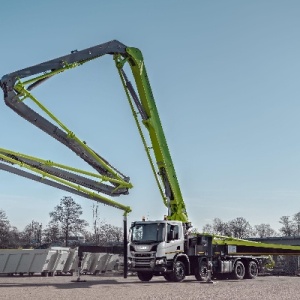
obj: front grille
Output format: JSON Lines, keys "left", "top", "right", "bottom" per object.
{"left": 131, "top": 251, "right": 155, "bottom": 269}
{"left": 135, "top": 253, "right": 151, "bottom": 257}
{"left": 136, "top": 258, "right": 151, "bottom": 263}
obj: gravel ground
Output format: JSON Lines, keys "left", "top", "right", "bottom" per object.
{"left": 1, "top": 274, "right": 300, "bottom": 300}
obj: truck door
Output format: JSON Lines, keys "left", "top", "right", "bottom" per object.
{"left": 165, "top": 223, "right": 183, "bottom": 260}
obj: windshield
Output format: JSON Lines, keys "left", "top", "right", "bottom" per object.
{"left": 131, "top": 223, "right": 165, "bottom": 243}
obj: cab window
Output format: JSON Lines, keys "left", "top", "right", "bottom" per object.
{"left": 167, "top": 224, "right": 180, "bottom": 241}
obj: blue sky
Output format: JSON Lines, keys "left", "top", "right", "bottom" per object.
{"left": 1, "top": 1, "right": 300, "bottom": 232}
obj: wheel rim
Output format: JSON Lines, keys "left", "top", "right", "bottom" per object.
{"left": 236, "top": 263, "right": 244, "bottom": 277}
{"left": 237, "top": 266, "right": 242, "bottom": 276}
{"left": 175, "top": 262, "right": 184, "bottom": 278}
{"left": 200, "top": 264, "right": 208, "bottom": 278}
{"left": 250, "top": 263, "right": 258, "bottom": 276}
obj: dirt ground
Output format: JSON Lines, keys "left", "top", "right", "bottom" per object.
{"left": 1, "top": 274, "right": 300, "bottom": 300}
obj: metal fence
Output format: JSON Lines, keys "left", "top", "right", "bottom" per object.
{"left": 0, "top": 247, "right": 122, "bottom": 276}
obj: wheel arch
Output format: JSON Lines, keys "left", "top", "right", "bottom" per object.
{"left": 174, "top": 253, "right": 190, "bottom": 275}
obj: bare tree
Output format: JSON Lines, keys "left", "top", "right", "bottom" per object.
{"left": 212, "top": 218, "right": 231, "bottom": 236}
{"left": 293, "top": 212, "right": 300, "bottom": 236}
{"left": 43, "top": 221, "right": 61, "bottom": 244}
{"left": 21, "top": 220, "right": 42, "bottom": 247}
{"left": 49, "top": 196, "right": 88, "bottom": 246}
{"left": 202, "top": 223, "right": 213, "bottom": 234}
{"left": 202, "top": 218, "right": 231, "bottom": 236}
{"left": 8, "top": 226, "right": 21, "bottom": 248}
{"left": 97, "top": 223, "right": 123, "bottom": 245}
{"left": 279, "top": 216, "right": 296, "bottom": 237}
{"left": 0, "top": 209, "right": 11, "bottom": 248}
{"left": 253, "top": 223, "right": 277, "bottom": 238}
{"left": 228, "top": 217, "right": 252, "bottom": 239}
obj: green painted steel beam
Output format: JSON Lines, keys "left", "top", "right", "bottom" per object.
{"left": 124, "top": 47, "right": 188, "bottom": 223}
{"left": 0, "top": 151, "right": 131, "bottom": 214}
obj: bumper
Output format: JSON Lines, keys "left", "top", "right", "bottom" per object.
{"left": 129, "top": 265, "right": 167, "bottom": 273}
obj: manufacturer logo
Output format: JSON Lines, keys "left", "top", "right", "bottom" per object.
{"left": 136, "top": 245, "right": 150, "bottom": 251}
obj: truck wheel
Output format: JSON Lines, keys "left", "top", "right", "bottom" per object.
{"left": 171, "top": 261, "right": 186, "bottom": 282}
{"left": 137, "top": 272, "right": 153, "bottom": 282}
{"left": 195, "top": 260, "right": 208, "bottom": 281}
{"left": 232, "top": 261, "right": 245, "bottom": 280}
{"left": 245, "top": 261, "right": 258, "bottom": 279}
{"left": 163, "top": 273, "right": 173, "bottom": 282}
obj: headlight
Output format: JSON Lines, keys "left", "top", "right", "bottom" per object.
{"left": 155, "top": 258, "right": 166, "bottom": 265}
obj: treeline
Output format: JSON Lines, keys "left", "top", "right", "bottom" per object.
{"left": 1, "top": 195, "right": 300, "bottom": 249}
{"left": 202, "top": 212, "right": 300, "bottom": 239}
{"left": 0, "top": 196, "right": 123, "bottom": 249}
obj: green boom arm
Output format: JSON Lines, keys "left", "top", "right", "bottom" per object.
{"left": 0, "top": 40, "right": 188, "bottom": 221}
{"left": 115, "top": 48, "right": 188, "bottom": 222}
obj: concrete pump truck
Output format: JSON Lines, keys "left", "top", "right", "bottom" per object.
{"left": 1, "top": 40, "right": 300, "bottom": 283}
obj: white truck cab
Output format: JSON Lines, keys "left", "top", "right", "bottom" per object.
{"left": 128, "top": 220, "right": 188, "bottom": 281}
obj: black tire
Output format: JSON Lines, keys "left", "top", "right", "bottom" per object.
{"left": 137, "top": 272, "right": 153, "bottom": 282}
{"left": 232, "top": 261, "right": 245, "bottom": 280}
{"left": 195, "top": 260, "right": 208, "bottom": 281}
{"left": 171, "top": 261, "right": 186, "bottom": 282}
{"left": 163, "top": 273, "right": 173, "bottom": 282}
{"left": 245, "top": 261, "right": 258, "bottom": 279}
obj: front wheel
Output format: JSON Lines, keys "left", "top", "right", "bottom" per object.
{"left": 163, "top": 273, "right": 173, "bottom": 282}
{"left": 171, "top": 261, "right": 186, "bottom": 282}
{"left": 137, "top": 272, "right": 153, "bottom": 282}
